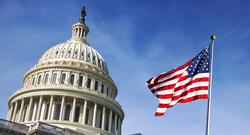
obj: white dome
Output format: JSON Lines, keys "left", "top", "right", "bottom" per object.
{"left": 38, "top": 38, "right": 109, "bottom": 74}
{"left": 38, "top": 22, "right": 109, "bottom": 75}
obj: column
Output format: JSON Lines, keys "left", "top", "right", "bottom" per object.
{"left": 25, "top": 97, "right": 33, "bottom": 121}
{"left": 81, "top": 100, "right": 87, "bottom": 124}
{"left": 75, "top": 73, "right": 79, "bottom": 87}
{"left": 36, "top": 96, "right": 43, "bottom": 120}
{"left": 101, "top": 106, "right": 106, "bottom": 130}
{"left": 91, "top": 79, "right": 95, "bottom": 89}
{"left": 18, "top": 99, "right": 24, "bottom": 122}
{"left": 48, "top": 96, "right": 54, "bottom": 120}
{"left": 7, "top": 104, "right": 14, "bottom": 121}
{"left": 71, "top": 97, "right": 76, "bottom": 122}
{"left": 57, "top": 71, "right": 62, "bottom": 84}
{"left": 40, "top": 102, "right": 46, "bottom": 120}
{"left": 108, "top": 110, "right": 112, "bottom": 132}
{"left": 11, "top": 101, "right": 18, "bottom": 121}
{"left": 32, "top": 103, "right": 37, "bottom": 121}
{"left": 118, "top": 118, "right": 121, "bottom": 135}
{"left": 92, "top": 103, "right": 97, "bottom": 127}
{"left": 59, "top": 96, "right": 65, "bottom": 121}
{"left": 114, "top": 114, "right": 117, "bottom": 134}
{"left": 50, "top": 102, "right": 55, "bottom": 120}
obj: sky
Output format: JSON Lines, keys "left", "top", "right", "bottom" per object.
{"left": 0, "top": 0, "right": 250, "bottom": 134}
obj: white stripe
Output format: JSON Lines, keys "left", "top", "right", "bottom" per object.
{"left": 169, "top": 90, "right": 208, "bottom": 106}
{"left": 159, "top": 98, "right": 172, "bottom": 104}
{"left": 157, "top": 89, "right": 174, "bottom": 95}
{"left": 150, "top": 78, "right": 179, "bottom": 90}
{"left": 156, "top": 107, "right": 167, "bottom": 113}
{"left": 173, "top": 82, "right": 209, "bottom": 96}
{"left": 158, "top": 68, "right": 187, "bottom": 82}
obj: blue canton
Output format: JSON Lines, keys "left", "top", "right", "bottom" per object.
{"left": 187, "top": 45, "right": 211, "bottom": 77}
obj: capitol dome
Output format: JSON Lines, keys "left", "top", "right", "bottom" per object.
{"left": 6, "top": 7, "right": 124, "bottom": 135}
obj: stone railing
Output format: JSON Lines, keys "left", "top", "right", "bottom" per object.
{"left": 30, "top": 121, "right": 85, "bottom": 135}
{"left": 0, "top": 118, "right": 29, "bottom": 134}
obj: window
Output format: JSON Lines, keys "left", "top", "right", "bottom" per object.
{"left": 52, "top": 73, "right": 57, "bottom": 84}
{"left": 32, "top": 77, "right": 35, "bottom": 85}
{"left": 70, "top": 74, "right": 75, "bottom": 85}
{"left": 74, "top": 106, "right": 80, "bottom": 122}
{"left": 22, "top": 106, "right": 27, "bottom": 122}
{"left": 97, "top": 109, "right": 102, "bottom": 128}
{"left": 45, "top": 103, "right": 50, "bottom": 120}
{"left": 101, "top": 84, "right": 104, "bottom": 93}
{"left": 87, "top": 78, "right": 91, "bottom": 89}
{"left": 85, "top": 108, "right": 89, "bottom": 125}
{"left": 61, "top": 73, "right": 66, "bottom": 84}
{"left": 78, "top": 76, "right": 83, "bottom": 87}
{"left": 105, "top": 114, "right": 109, "bottom": 130}
{"left": 106, "top": 88, "right": 109, "bottom": 95}
{"left": 64, "top": 104, "right": 71, "bottom": 121}
{"left": 29, "top": 105, "right": 34, "bottom": 121}
{"left": 93, "top": 56, "right": 96, "bottom": 64}
{"left": 54, "top": 103, "right": 61, "bottom": 120}
{"left": 37, "top": 75, "right": 42, "bottom": 84}
{"left": 94, "top": 81, "right": 98, "bottom": 90}
{"left": 45, "top": 74, "right": 49, "bottom": 84}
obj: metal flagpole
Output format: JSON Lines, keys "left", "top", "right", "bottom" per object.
{"left": 206, "top": 35, "right": 215, "bottom": 135}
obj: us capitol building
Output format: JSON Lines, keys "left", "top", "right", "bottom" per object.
{"left": 0, "top": 7, "right": 124, "bottom": 135}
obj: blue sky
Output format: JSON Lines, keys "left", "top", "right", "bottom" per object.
{"left": 0, "top": 0, "right": 250, "bottom": 134}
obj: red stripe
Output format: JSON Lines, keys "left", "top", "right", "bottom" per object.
{"left": 149, "top": 73, "right": 183, "bottom": 89}
{"left": 171, "top": 86, "right": 208, "bottom": 101}
{"left": 158, "top": 103, "right": 170, "bottom": 108}
{"left": 178, "top": 94, "right": 208, "bottom": 103}
{"left": 157, "top": 94, "right": 173, "bottom": 99}
{"left": 174, "top": 77, "right": 209, "bottom": 92}
{"left": 151, "top": 84, "right": 175, "bottom": 93}
{"left": 155, "top": 112, "right": 164, "bottom": 116}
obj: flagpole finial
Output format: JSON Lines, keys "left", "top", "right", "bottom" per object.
{"left": 210, "top": 35, "right": 216, "bottom": 40}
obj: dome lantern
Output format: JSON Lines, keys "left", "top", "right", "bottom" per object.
{"left": 72, "top": 6, "right": 89, "bottom": 41}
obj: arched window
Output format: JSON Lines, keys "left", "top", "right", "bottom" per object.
{"left": 94, "top": 81, "right": 98, "bottom": 90}
{"left": 70, "top": 74, "right": 75, "bottom": 85}
{"left": 64, "top": 104, "right": 71, "bottom": 121}
{"left": 38, "top": 75, "right": 42, "bottom": 84}
{"left": 101, "top": 84, "right": 104, "bottom": 93}
{"left": 32, "top": 77, "right": 35, "bottom": 85}
{"left": 78, "top": 76, "right": 83, "bottom": 87}
{"left": 45, "top": 74, "right": 49, "bottom": 84}
{"left": 54, "top": 103, "right": 61, "bottom": 120}
{"left": 44, "top": 103, "right": 50, "bottom": 120}
{"left": 74, "top": 106, "right": 80, "bottom": 122}
{"left": 61, "top": 73, "right": 66, "bottom": 84}
{"left": 87, "top": 78, "right": 91, "bottom": 89}
{"left": 52, "top": 73, "right": 57, "bottom": 84}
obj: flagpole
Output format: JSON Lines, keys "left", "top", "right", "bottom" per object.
{"left": 206, "top": 35, "right": 215, "bottom": 135}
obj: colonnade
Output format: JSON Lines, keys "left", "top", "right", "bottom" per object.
{"left": 7, "top": 95, "right": 122, "bottom": 135}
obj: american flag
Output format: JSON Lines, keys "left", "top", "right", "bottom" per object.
{"left": 146, "top": 45, "right": 211, "bottom": 116}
